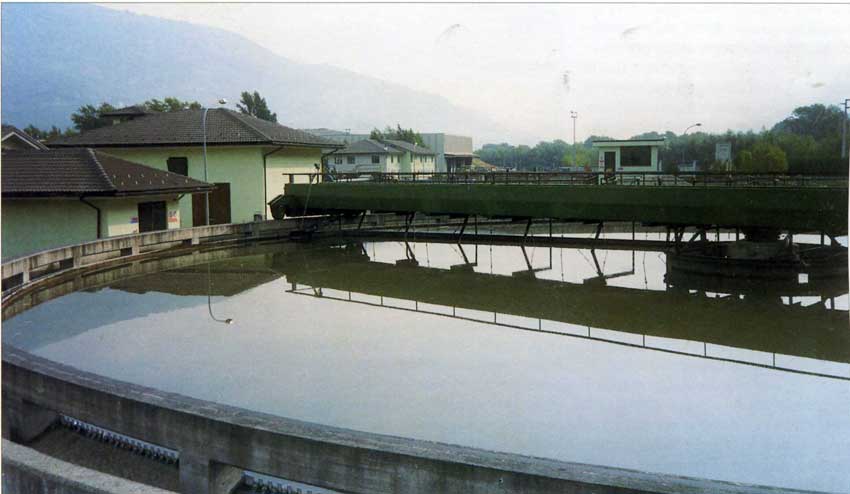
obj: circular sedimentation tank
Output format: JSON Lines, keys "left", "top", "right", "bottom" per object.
{"left": 3, "top": 225, "right": 849, "bottom": 494}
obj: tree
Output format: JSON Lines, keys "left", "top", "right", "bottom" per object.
{"left": 236, "top": 91, "right": 277, "bottom": 122}
{"left": 23, "top": 124, "right": 70, "bottom": 140}
{"left": 750, "top": 142, "right": 788, "bottom": 173}
{"left": 733, "top": 150, "right": 754, "bottom": 172}
{"left": 70, "top": 103, "right": 116, "bottom": 131}
{"left": 143, "top": 97, "right": 201, "bottom": 112}
{"left": 371, "top": 124, "right": 424, "bottom": 146}
{"left": 772, "top": 104, "right": 845, "bottom": 141}
{"left": 69, "top": 97, "right": 203, "bottom": 132}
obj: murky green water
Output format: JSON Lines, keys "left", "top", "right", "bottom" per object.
{"left": 4, "top": 237, "right": 849, "bottom": 492}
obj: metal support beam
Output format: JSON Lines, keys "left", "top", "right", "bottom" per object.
{"left": 404, "top": 212, "right": 416, "bottom": 235}
{"left": 523, "top": 218, "right": 533, "bottom": 240}
{"left": 457, "top": 215, "right": 469, "bottom": 242}
{"left": 357, "top": 211, "right": 367, "bottom": 230}
{"left": 594, "top": 222, "right": 604, "bottom": 240}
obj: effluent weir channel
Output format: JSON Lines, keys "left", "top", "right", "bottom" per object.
{"left": 2, "top": 173, "right": 849, "bottom": 494}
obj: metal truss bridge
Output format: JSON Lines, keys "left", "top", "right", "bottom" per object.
{"left": 271, "top": 172, "right": 849, "bottom": 239}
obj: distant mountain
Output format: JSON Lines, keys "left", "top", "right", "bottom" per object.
{"left": 1, "top": 3, "right": 507, "bottom": 143}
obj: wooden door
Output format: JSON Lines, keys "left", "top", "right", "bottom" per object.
{"left": 192, "top": 183, "right": 231, "bottom": 226}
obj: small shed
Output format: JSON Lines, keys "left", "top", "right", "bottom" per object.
{"left": 591, "top": 138, "right": 665, "bottom": 173}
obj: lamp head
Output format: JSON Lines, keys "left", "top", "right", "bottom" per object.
{"left": 224, "top": 318, "right": 234, "bottom": 325}
{"left": 218, "top": 99, "right": 227, "bottom": 105}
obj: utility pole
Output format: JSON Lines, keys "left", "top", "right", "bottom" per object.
{"left": 570, "top": 110, "right": 578, "bottom": 168}
{"left": 842, "top": 99, "right": 848, "bottom": 159}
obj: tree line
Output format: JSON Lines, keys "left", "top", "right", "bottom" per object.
{"left": 370, "top": 124, "right": 424, "bottom": 146}
{"left": 20, "top": 91, "right": 278, "bottom": 140}
{"left": 475, "top": 104, "right": 848, "bottom": 174}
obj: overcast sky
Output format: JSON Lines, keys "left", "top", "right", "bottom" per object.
{"left": 103, "top": 3, "right": 849, "bottom": 144}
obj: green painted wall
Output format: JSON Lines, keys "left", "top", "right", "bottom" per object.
{"left": 2, "top": 199, "right": 96, "bottom": 260}
{"left": 97, "top": 146, "right": 322, "bottom": 225}
{"left": 265, "top": 147, "right": 326, "bottom": 218}
{"left": 1, "top": 195, "right": 181, "bottom": 260}
{"left": 100, "top": 146, "right": 265, "bottom": 227}
{"left": 98, "top": 197, "right": 182, "bottom": 236}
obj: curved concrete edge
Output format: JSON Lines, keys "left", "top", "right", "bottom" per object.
{"left": 1, "top": 439, "right": 176, "bottom": 494}
{"left": 3, "top": 346, "right": 831, "bottom": 494}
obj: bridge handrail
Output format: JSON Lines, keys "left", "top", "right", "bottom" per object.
{"left": 287, "top": 171, "right": 849, "bottom": 188}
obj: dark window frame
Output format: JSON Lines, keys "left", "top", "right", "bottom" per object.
{"left": 620, "top": 146, "right": 652, "bottom": 167}
{"left": 371, "top": 155, "right": 380, "bottom": 164}
{"left": 347, "top": 155, "right": 355, "bottom": 165}
{"left": 167, "top": 157, "right": 188, "bottom": 176}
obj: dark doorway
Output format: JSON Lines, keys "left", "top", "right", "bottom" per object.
{"left": 604, "top": 152, "right": 616, "bottom": 173}
{"left": 193, "top": 183, "right": 231, "bottom": 226}
{"left": 138, "top": 201, "right": 167, "bottom": 233}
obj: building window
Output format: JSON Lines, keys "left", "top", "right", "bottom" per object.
{"left": 167, "top": 157, "right": 188, "bottom": 176}
{"left": 620, "top": 146, "right": 652, "bottom": 167}
{"left": 347, "top": 155, "right": 355, "bottom": 165}
{"left": 371, "top": 155, "right": 380, "bottom": 164}
{"left": 334, "top": 157, "right": 343, "bottom": 165}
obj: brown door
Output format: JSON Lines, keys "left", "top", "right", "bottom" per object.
{"left": 604, "top": 152, "right": 616, "bottom": 173}
{"left": 192, "top": 183, "right": 231, "bottom": 226}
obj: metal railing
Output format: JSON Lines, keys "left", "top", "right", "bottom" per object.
{"left": 287, "top": 171, "right": 848, "bottom": 188}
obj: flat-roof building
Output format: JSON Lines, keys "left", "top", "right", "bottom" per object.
{"left": 591, "top": 138, "right": 665, "bottom": 173}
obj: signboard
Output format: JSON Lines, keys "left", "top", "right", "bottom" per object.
{"left": 715, "top": 142, "right": 732, "bottom": 163}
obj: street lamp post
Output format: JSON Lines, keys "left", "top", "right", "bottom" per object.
{"left": 681, "top": 123, "right": 702, "bottom": 166}
{"left": 202, "top": 99, "right": 228, "bottom": 226}
{"left": 570, "top": 111, "right": 578, "bottom": 168}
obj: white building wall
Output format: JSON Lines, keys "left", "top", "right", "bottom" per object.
{"left": 330, "top": 153, "right": 400, "bottom": 173}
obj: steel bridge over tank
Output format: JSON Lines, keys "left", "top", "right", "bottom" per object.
{"left": 271, "top": 172, "right": 849, "bottom": 239}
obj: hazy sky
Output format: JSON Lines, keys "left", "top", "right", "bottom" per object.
{"left": 103, "top": 3, "right": 849, "bottom": 144}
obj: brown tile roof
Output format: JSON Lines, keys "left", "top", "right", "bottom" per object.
{"left": 337, "top": 139, "right": 404, "bottom": 155}
{"left": 1, "top": 148, "right": 213, "bottom": 197}
{"left": 46, "top": 109, "right": 342, "bottom": 149}
{"left": 383, "top": 139, "right": 435, "bottom": 156}
{"left": 2, "top": 125, "right": 49, "bottom": 150}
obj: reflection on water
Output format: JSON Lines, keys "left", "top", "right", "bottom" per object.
{"left": 3, "top": 238, "right": 849, "bottom": 492}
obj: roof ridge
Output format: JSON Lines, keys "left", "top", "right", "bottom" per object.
{"left": 86, "top": 148, "right": 117, "bottom": 191}
{"left": 220, "top": 109, "right": 273, "bottom": 142}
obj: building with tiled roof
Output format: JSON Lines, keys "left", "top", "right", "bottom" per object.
{"left": 329, "top": 138, "right": 436, "bottom": 174}
{"left": 2, "top": 125, "right": 49, "bottom": 151}
{"left": 306, "top": 130, "right": 475, "bottom": 173}
{"left": 47, "top": 108, "right": 342, "bottom": 225}
{"left": 2, "top": 148, "right": 213, "bottom": 259}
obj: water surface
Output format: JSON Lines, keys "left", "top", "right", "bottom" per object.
{"left": 4, "top": 238, "right": 849, "bottom": 492}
